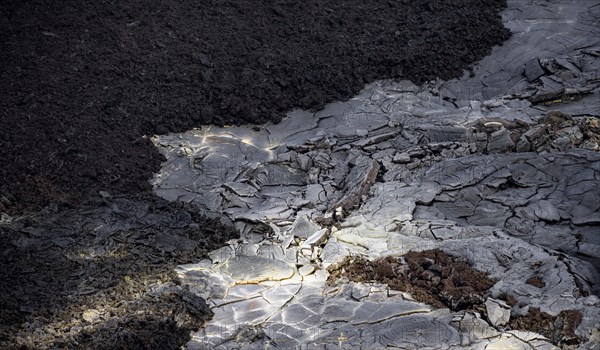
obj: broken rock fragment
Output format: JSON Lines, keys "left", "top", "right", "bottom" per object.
{"left": 288, "top": 214, "right": 321, "bottom": 239}
{"left": 219, "top": 255, "right": 294, "bottom": 283}
{"left": 487, "top": 127, "right": 515, "bottom": 153}
{"left": 485, "top": 298, "right": 511, "bottom": 327}
{"left": 523, "top": 57, "right": 545, "bottom": 82}
{"left": 330, "top": 156, "right": 380, "bottom": 211}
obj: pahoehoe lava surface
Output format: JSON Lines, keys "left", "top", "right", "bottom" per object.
{"left": 0, "top": 0, "right": 511, "bottom": 213}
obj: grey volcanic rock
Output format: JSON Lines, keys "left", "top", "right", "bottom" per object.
{"left": 531, "top": 200, "right": 561, "bottom": 222}
{"left": 486, "top": 128, "right": 515, "bottom": 153}
{"left": 289, "top": 215, "right": 321, "bottom": 239}
{"left": 524, "top": 57, "right": 545, "bottom": 82}
{"left": 151, "top": 1, "right": 600, "bottom": 349}
{"left": 485, "top": 298, "right": 511, "bottom": 327}
{"left": 329, "top": 156, "right": 380, "bottom": 211}
{"left": 219, "top": 255, "right": 294, "bottom": 283}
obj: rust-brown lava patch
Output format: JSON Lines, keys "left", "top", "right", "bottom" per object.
{"left": 328, "top": 249, "right": 585, "bottom": 347}
{"left": 507, "top": 308, "right": 582, "bottom": 346}
{"left": 526, "top": 275, "right": 546, "bottom": 288}
{"left": 327, "top": 249, "right": 496, "bottom": 311}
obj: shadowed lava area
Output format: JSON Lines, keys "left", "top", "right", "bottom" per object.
{"left": 0, "top": 0, "right": 511, "bottom": 213}
{"left": 0, "top": 195, "right": 239, "bottom": 349}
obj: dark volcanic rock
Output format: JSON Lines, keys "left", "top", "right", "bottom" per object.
{"left": 0, "top": 195, "right": 239, "bottom": 349}
{"left": 0, "top": 0, "right": 511, "bottom": 213}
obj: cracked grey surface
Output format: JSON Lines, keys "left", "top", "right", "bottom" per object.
{"left": 152, "top": 1, "right": 600, "bottom": 349}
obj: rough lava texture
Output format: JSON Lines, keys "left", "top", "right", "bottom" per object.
{"left": 327, "top": 250, "right": 497, "bottom": 311}
{"left": 154, "top": 1, "right": 600, "bottom": 346}
{"left": 3, "top": 0, "right": 600, "bottom": 349}
{"left": 329, "top": 252, "right": 586, "bottom": 347}
{"left": 0, "top": 195, "right": 239, "bottom": 349}
{"left": 508, "top": 308, "right": 583, "bottom": 347}
{"left": 0, "top": 0, "right": 510, "bottom": 213}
